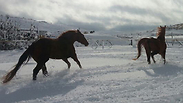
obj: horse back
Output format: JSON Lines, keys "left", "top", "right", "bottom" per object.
{"left": 146, "top": 37, "right": 166, "bottom": 52}
{"left": 49, "top": 38, "right": 75, "bottom": 59}
{"left": 30, "top": 38, "right": 52, "bottom": 61}
{"left": 31, "top": 38, "right": 75, "bottom": 60}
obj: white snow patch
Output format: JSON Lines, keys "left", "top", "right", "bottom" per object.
{"left": 0, "top": 46, "right": 183, "bottom": 103}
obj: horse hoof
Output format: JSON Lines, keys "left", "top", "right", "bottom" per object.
{"left": 33, "top": 77, "right": 37, "bottom": 80}
{"left": 44, "top": 74, "right": 49, "bottom": 77}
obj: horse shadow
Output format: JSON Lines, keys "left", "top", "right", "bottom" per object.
{"left": 0, "top": 69, "right": 84, "bottom": 103}
{"left": 140, "top": 63, "right": 183, "bottom": 77}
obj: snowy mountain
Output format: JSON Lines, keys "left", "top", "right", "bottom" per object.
{"left": 1, "top": 15, "right": 183, "bottom": 37}
{"left": 168, "top": 23, "right": 183, "bottom": 30}
{"left": 0, "top": 15, "right": 75, "bottom": 36}
{"left": 138, "top": 24, "right": 183, "bottom": 37}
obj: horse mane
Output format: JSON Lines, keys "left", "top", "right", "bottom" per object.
{"left": 156, "top": 26, "right": 166, "bottom": 41}
{"left": 57, "top": 30, "right": 77, "bottom": 39}
{"left": 156, "top": 26, "right": 166, "bottom": 36}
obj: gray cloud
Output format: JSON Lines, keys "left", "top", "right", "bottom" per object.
{"left": 111, "top": 24, "right": 157, "bottom": 33}
{"left": 57, "top": 16, "right": 106, "bottom": 31}
{"left": 109, "top": 5, "right": 149, "bottom": 15}
{"left": 108, "top": 4, "right": 177, "bottom": 25}
{"left": 0, "top": 0, "right": 183, "bottom": 33}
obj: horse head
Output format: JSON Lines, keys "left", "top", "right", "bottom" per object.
{"left": 157, "top": 25, "right": 166, "bottom": 41}
{"left": 157, "top": 26, "right": 166, "bottom": 35}
{"left": 76, "top": 29, "right": 89, "bottom": 46}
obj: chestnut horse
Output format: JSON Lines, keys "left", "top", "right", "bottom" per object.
{"left": 133, "top": 26, "right": 167, "bottom": 64}
{"left": 3, "top": 29, "right": 89, "bottom": 83}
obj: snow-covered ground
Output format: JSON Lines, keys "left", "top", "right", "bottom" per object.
{"left": 0, "top": 44, "right": 183, "bottom": 103}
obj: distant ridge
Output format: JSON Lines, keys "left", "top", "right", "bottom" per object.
{"left": 0, "top": 15, "right": 76, "bottom": 36}
{"left": 167, "top": 23, "right": 183, "bottom": 30}
{"left": 1, "top": 15, "right": 183, "bottom": 37}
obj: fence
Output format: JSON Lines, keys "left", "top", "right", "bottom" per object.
{"left": 88, "top": 39, "right": 113, "bottom": 49}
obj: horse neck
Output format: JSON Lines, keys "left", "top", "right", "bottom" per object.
{"left": 157, "top": 34, "right": 165, "bottom": 41}
{"left": 157, "top": 30, "right": 165, "bottom": 41}
{"left": 58, "top": 33, "right": 77, "bottom": 44}
{"left": 157, "top": 36, "right": 165, "bottom": 41}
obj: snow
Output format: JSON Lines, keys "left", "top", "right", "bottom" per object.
{"left": 1, "top": 43, "right": 183, "bottom": 103}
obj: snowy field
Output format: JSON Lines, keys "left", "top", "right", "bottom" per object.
{"left": 0, "top": 44, "right": 183, "bottom": 103}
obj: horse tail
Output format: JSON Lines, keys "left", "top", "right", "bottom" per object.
{"left": 133, "top": 38, "right": 145, "bottom": 60}
{"left": 2, "top": 45, "right": 33, "bottom": 84}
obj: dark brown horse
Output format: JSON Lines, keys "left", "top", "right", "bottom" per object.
{"left": 3, "top": 29, "right": 89, "bottom": 83}
{"left": 133, "top": 26, "right": 167, "bottom": 64}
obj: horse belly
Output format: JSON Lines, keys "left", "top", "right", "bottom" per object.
{"left": 49, "top": 48, "right": 70, "bottom": 59}
{"left": 50, "top": 54, "right": 65, "bottom": 59}
{"left": 147, "top": 42, "right": 160, "bottom": 55}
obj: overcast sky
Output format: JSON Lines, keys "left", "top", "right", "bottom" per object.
{"left": 0, "top": 0, "right": 183, "bottom": 33}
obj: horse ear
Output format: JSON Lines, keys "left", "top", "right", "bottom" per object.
{"left": 160, "top": 26, "right": 162, "bottom": 28}
{"left": 77, "top": 28, "right": 80, "bottom": 32}
{"left": 77, "top": 29, "right": 82, "bottom": 34}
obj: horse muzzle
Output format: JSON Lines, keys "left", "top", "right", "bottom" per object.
{"left": 85, "top": 42, "right": 89, "bottom": 46}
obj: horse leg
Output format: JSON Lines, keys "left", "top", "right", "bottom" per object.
{"left": 151, "top": 51, "right": 158, "bottom": 63}
{"left": 145, "top": 47, "right": 151, "bottom": 64}
{"left": 42, "top": 64, "right": 48, "bottom": 76}
{"left": 33, "top": 57, "right": 48, "bottom": 80}
{"left": 33, "top": 63, "right": 44, "bottom": 80}
{"left": 161, "top": 50, "right": 166, "bottom": 64}
{"left": 147, "top": 53, "right": 151, "bottom": 64}
{"left": 62, "top": 58, "right": 71, "bottom": 69}
{"left": 151, "top": 54, "right": 155, "bottom": 63}
{"left": 71, "top": 54, "right": 82, "bottom": 68}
